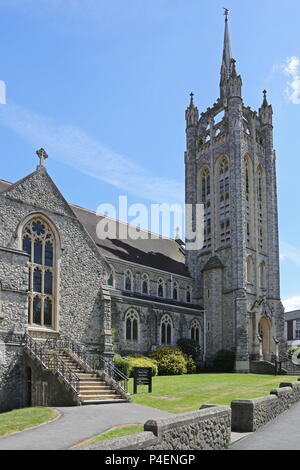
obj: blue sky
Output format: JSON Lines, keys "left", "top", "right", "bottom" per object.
{"left": 0, "top": 0, "right": 299, "bottom": 309}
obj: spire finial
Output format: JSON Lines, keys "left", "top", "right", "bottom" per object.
{"left": 189, "top": 92, "right": 194, "bottom": 105}
{"left": 262, "top": 89, "right": 268, "bottom": 107}
{"left": 36, "top": 148, "right": 48, "bottom": 167}
{"left": 221, "top": 8, "right": 232, "bottom": 82}
{"left": 223, "top": 7, "right": 230, "bottom": 20}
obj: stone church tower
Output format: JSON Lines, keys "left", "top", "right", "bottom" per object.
{"left": 185, "top": 15, "right": 285, "bottom": 372}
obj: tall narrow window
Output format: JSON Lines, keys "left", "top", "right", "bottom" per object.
{"left": 218, "top": 157, "right": 230, "bottom": 246}
{"left": 125, "top": 309, "right": 139, "bottom": 341}
{"left": 107, "top": 265, "right": 114, "bottom": 287}
{"left": 247, "top": 255, "right": 253, "bottom": 283}
{"left": 141, "top": 273, "right": 149, "bottom": 295}
{"left": 245, "top": 157, "right": 253, "bottom": 246}
{"left": 161, "top": 314, "right": 173, "bottom": 345}
{"left": 173, "top": 281, "right": 178, "bottom": 300}
{"left": 200, "top": 167, "right": 211, "bottom": 250}
{"left": 257, "top": 166, "right": 264, "bottom": 250}
{"left": 259, "top": 261, "right": 266, "bottom": 289}
{"left": 186, "top": 285, "right": 192, "bottom": 303}
{"left": 124, "top": 270, "right": 133, "bottom": 291}
{"left": 158, "top": 278, "right": 164, "bottom": 298}
{"left": 191, "top": 319, "right": 201, "bottom": 344}
{"left": 22, "top": 217, "right": 55, "bottom": 328}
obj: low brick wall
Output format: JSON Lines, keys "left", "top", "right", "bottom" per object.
{"left": 231, "top": 382, "right": 300, "bottom": 432}
{"left": 77, "top": 404, "right": 231, "bottom": 450}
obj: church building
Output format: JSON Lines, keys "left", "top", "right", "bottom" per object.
{"left": 0, "top": 16, "right": 285, "bottom": 411}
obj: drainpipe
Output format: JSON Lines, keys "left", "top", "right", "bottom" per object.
{"left": 203, "top": 309, "right": 207, "bottom": 364}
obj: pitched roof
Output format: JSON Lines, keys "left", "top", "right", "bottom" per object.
{"left": 284, "top": 310, "right": 300, "bottom": 321}
{"left": 72, "top": 205, "right": 190, "bottom": 277}
{"left": 202, "top": 255, "right": 224, "bottom": 272}
{"left": 0, "top": 178, "right": 190, "bottom": 278}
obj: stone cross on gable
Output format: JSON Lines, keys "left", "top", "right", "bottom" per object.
{"left": 36, "top": 148, "right": 48, "bottom": 167}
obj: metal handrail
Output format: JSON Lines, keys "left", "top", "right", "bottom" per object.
{"left": 275, "top": 354, "right": 300, "bottom": 376}
{"left": 45, "top": 334, "right": 128, "bottom": 393}
{"left": 24, "top": 333, "right": 80, "bottom": 395}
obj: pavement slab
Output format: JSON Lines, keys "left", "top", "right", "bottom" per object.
{"left": 0, "top": 403, "right": 173, "bottom": 450}
{"left": 230, "top": 401, "right": 300, "bottom": 450}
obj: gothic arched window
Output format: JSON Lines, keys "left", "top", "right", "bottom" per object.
{"left": 158, "top": 278, "right": 164, "bottom": 298}
{"left": 173, "top": 281, "right": 178, "bottom": 300}
{"left": 218, "top": 156, "right": 230, "bottom": 245}
{"left": 191, "top": 318, "right": 201, "bottom": 344}
{"left": 200, "top": 167, "right": 211, "bottom": 250}
{"left": 257, "top": 166, "right": 265, "bottom": 250}
{"left": 141, "top": 273, "right": 149, "bottom": 295}
{"left": 124, "top": 269, "right": 133, "bottom": 291}
{"left": 107, "top": 265, "right": 114, "bottom": 287}
{"left": 125, "top": 308, "right": 139, "bottom": 341}
{"left": 245, "top": 156, "right": 253, "bottom": 246}
{"left": 161, "top": 314, "right": 173, "bottom": 345}
{"left": 247, "top": 255, "right": 253, "bottom": 283}
{"left": 259, "top": 261, "right": 266, "bottom": 289}
{"left": 22, "top": 217, "right": 55, "bottom": 328}
{"left": 186, "top": 285, "right": 192, "bottom": 303}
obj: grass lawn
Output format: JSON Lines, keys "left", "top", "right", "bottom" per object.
{"left": 0, "top": 407, "right": 60, "bottom": 438}
{"left": 76, "top": 424, "right": 143, "bottom": 447}
{"left": 129, "top": 373, "right": 299, "bottom": 414}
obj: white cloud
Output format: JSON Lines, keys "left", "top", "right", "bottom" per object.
{"left": 280, "top": 241, "right": 300, "bottom": 267}
{"left": 283, "top": 296, "right": 300, "bottom": 312}
{"left": 0, "top": 101, "right": 184, "bottom": 205}
{"left": 283, "top": 56, "right": 300, "bottom": 105}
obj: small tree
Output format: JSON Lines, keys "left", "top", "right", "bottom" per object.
{"left": 212, "top": 349, "right": 235, "bottom": 373}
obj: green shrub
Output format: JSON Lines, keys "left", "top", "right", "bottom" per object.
{"left": 185, "top": 355, "right": 197, "bottom": 374}
{"left": 149, "top": 346, "right": 183, "bottom": 362}
{"left": 125, "top": 355, "right": 158, "bottom": 377}
{"left": 149, "top": 346, "right": 188, "bottom": 376}
{"left": 114, "top": 357, "right": 131, "bottom": 377}
{"left": 212, "top": 349, "right": 235, "bottom": 373}
{"left": 288, "top": 347, "right": 300, "bottom": 358}
{"left": 156, "top": 353, "right": 187, "bottom": 376}
{"left": 177, "top": 338, "right": 201, "bottom": 361}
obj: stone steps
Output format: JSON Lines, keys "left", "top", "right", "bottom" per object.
{"left": 50, "top": 349, "right": 125, "bottom": 404}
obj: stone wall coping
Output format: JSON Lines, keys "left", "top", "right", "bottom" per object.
{"left": 144, "top": 404, "right": 230, "bottom": 436}
{"left": 75, "top": 431, "right": 157, "bottom": 451}
{"left": 280, "top": 382, "right": 300, "bottom": 390}
{"left": 231, "top": 395, "right": 277, "bottom": 406}
{"left": 270, "top": 386, "right": 292, "bottom": 397}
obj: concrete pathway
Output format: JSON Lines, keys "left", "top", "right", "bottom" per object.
{"left": 0, "top": 403, "right": 173, "bottom": 450}
{"left": 230, "top": 401, "right": 300, "bottom": 450}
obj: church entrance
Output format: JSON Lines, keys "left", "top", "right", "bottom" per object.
{"left": 258, "top": 317, "right": 271, "bottom": 361}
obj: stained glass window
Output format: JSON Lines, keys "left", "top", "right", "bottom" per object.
{"left": 22, "top": 217, "right": 55, "bottom": 328}
{"left": 125, "top": 309, "right": 139, "bottom": 341}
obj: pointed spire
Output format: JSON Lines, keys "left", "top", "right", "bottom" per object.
{"left": 185, "top": 92, "right": 199, "bottom": 128}
{"left": 262, "top": 89, "right": 268, "bottom": 107}
{"left": 189, "top": 92, "right": 194, "bottom": 107}
{"left": 221, "top": 11, "right": 232, "bottom": 82}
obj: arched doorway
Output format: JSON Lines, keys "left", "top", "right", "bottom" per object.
{"left": 258, "top": 317, "right": 271, "bottom": 360}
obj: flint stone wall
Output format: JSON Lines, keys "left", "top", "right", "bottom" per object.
{"left": 77, "top": 404, "right": 231, "bottom": 450}
{"left": 231, "top": 382, "right": 300, "bottom": 432}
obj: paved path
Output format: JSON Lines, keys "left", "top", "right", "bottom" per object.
{"left": 0, "top": 403, "right": 173, "bottom": 450}
{"left": 231, "top": 401, "right": 300, "bottom": 450}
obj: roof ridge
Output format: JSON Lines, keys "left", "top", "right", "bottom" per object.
{"left": 0, "top": 177, "right": 181, "bottom": 243}
{"left": 71, "top": 203, "right": 179, "bottom": 243}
